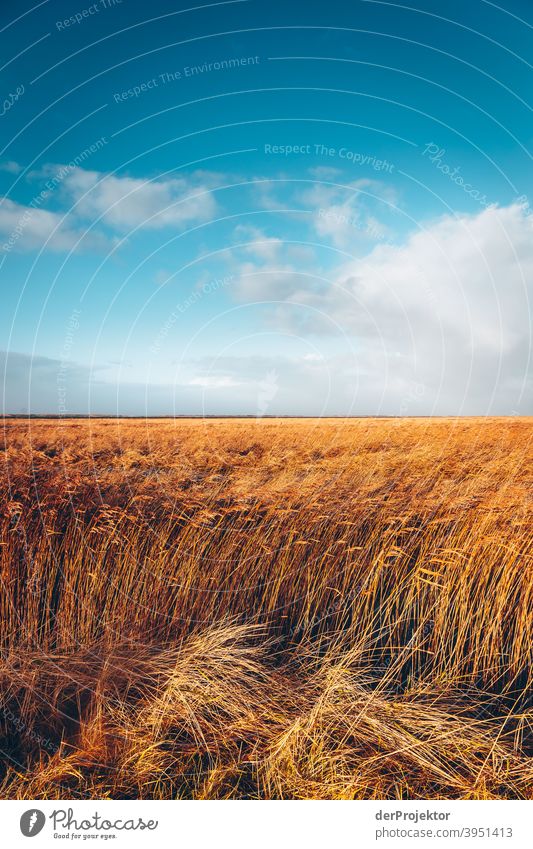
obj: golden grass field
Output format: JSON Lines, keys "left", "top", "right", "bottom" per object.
{"left": 0, "top": 416, "right": 531, "bottom": 800}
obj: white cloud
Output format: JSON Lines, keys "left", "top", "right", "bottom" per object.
{"left": 0, "top": 161, "right": 23, "bottom": 174}
{"left": 226, "top": 203, "right": 533, "bottom": 414}
{"left": 308, "top": 166, "right": 343, "bottom": 180}
{"left": 252, "top": 180, "right": 291, "bottom": 211}
{"left": 0, "top": 197, "right": 109, "bottom": 253}
{"left": 189, "top": 375, "right": 241, "bottom": 388}
{"left": 285, "top": 244, "right": 317, "bottom": 263}
{"left": 233, "top": 224, "right": 283, "bottom": 262}
{"left": 299, "top": 179, "right": 397, "bottom": 249}
{"left": 61, "top": 168, "right": 218, "bottom": 231}
{"left": 232, "top": 263, "right": 327, "bottom": 303}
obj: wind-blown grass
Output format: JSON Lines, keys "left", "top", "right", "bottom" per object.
{"left": 0, "top": 417, "right": 531, "bottom": 799}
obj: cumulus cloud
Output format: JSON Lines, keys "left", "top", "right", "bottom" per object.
{"left": 0, "top": 163, "right": 221, "bottom": 252}
{"left": 0, "top": 161, "right": 23, "bottom": 175}
{"left": 231, "top": 263, "right": 327, "bottom": 303}
{"left": 0, "top": 197, "right": 109, "bottom": 253}
{"left": 228, "top": 203, "right": 533, "bottom": 414}
{"left": 299, "top": 178, "right": 397, "bottom": 249}
{"left": 222, "top": 226, "right": 321, "bottom": 303}
{"left": 233, "top": 224, "right": 283, "bottom": 262}
{"left": 2, "top": 183, "right": 531, "bottom": 415}
{"left": 60, "top": 168, "right": 218, "bottom": 232}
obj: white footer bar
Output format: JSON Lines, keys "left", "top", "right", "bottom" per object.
{"left": 0, "top": 799, "right": 530, "bottom": 848}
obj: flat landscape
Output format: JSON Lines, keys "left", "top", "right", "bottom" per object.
{"left": 0, "top": 417, "right": 531, "bottom": 799}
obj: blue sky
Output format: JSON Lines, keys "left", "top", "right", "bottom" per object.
{"left": 1, "top": 0, "right": 532, "bottom": 415}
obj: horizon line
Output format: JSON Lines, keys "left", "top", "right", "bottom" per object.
{"left": 2, "top": 414, "right": 529, "bottom": 421}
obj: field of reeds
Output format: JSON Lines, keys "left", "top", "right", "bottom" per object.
{"left": 0, "top": 416, "right": 531, "bottom": 800}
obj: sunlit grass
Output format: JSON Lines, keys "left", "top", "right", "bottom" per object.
{"left": 0, "top": 417, "right": 531, "bottom": 799}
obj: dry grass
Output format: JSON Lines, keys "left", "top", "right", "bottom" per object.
{"left": 0, "top": 416, "right": 531, "bottom": 799}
